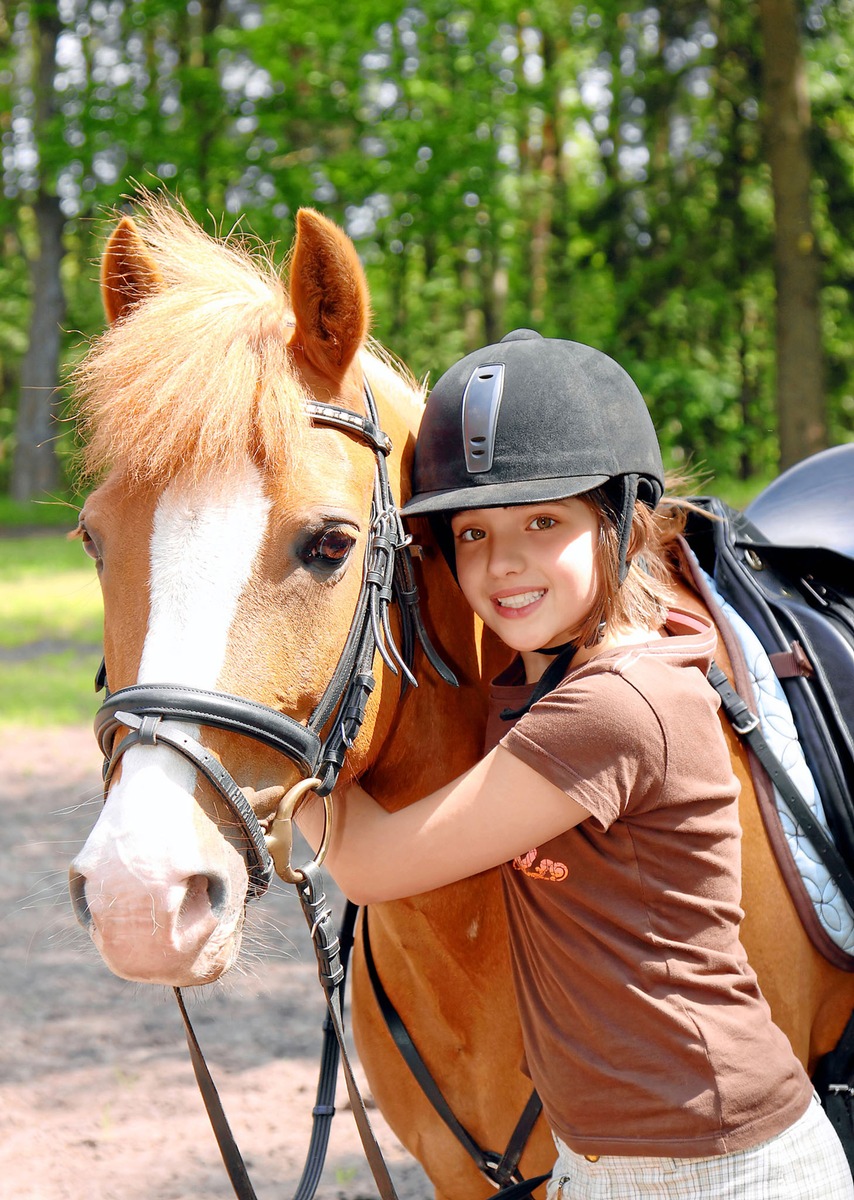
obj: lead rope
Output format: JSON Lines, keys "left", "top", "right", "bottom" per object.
{"left": 175, "top": 866, "right": 400, "bottom": 1200}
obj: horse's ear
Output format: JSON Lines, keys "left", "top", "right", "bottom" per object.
{"left": 100, "top": 216, "right": 163, "bottom": 325}
{"left": 289, "top": 208, "right": 370, "bottom": 378}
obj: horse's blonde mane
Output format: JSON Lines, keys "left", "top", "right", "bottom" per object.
{"left": 73, "top": 200, "right": 422, "bottom": 484}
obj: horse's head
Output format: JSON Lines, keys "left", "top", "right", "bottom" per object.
{"left": 69, "top": 200, "right": 484, "bottom": 986}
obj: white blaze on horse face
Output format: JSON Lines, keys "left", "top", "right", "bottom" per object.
{"left": 72, "top": 462, "right": 272, "bottom": 981}
{"left": 121, "top": 459, "right": 273, "bottom": 816}
{"left": 140, "top": 462, "right": 272, "bottom": 686}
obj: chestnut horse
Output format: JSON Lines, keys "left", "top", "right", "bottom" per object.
{"left": 69, "top": 200, "right": 853, "bottom": 1200}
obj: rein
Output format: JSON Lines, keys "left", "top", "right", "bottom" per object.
{"left": 174, "top": 864, "right": 401, "bottom": 1200}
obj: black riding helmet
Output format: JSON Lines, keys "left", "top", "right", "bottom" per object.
{"left": 402, "top": 329, "right": 665, "bottom": 582}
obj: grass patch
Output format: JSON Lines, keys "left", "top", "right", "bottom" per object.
{"left": 0, "top": 534, "right": 103, "bottom": 726}
{"left": 0, "top": 531, "right": 91, "bottom": 580}
{"left": 0, "top": 651, "right": 102, "bottom": 726}
{"left": 0, "top": 493, "right": 82, "bottom": 531}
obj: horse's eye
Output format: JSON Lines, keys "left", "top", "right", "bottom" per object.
{"left": 77, "top": 520, "right": 103, "bottom": 567}
{"left": 302, "top": 528, "right": 356, "bottom": 568}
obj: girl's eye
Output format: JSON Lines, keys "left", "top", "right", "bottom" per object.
{"left": 302, "top": 527, "right": 356, "bottom": 567}
{"left": 530, "top": 516, "right": 557, "bottom": 531}
{"left": 458, "top": 528, "right": 486, "bottom": 543}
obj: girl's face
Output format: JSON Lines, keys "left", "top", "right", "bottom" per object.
{"left": 450, "top": 498, "right": 601, "bottom": 662}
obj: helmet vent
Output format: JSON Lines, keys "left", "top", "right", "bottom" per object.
{"left": 461, "top": 363, "right": 505, "bottom": 474}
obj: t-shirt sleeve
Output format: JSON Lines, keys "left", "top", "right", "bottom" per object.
{"left": 498, "top": 668, "right": 666, "bottom": 831}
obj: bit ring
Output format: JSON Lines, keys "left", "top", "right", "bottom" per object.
{"left": 265, "top": 777, "right": 331, "bottom": 884}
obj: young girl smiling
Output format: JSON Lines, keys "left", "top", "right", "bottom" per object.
{"left": 298, "top": 330, "right": 853, "bottom": 1198}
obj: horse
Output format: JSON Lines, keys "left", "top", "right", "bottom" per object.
{"left": 68, "top": 198, "right": 854, "bottom": 1200}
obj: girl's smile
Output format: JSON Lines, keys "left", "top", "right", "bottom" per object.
{"left": 450, "top": 498, "right": 601, "bottom": 678}
{"left": 492, "top": 587, "right": 546, "bottom": 614}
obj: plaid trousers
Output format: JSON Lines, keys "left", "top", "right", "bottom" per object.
{"left": 546, "top": 1094, "right": 854, "bottom": 1199}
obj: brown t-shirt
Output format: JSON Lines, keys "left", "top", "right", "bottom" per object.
{"left": 488, "top": 608, "right": 812, "bottom": 1157}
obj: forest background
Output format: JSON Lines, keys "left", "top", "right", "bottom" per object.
{"left": 2, "top": 0, "right": 853, "bottom": 511}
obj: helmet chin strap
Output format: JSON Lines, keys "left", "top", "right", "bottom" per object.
{"left": 535, "top": 640, "right": 576, "bottom": 656}
{"left": 615, "top": 474, "right": 639, "bottom": 584}
{"left": 500, "top": 613, "right": 611, "bottom": 723}
{"left": 500, "top": 641, "right": 578, "bottom": 722}
{"left": 603, "top": 470, "right": 662, "bottom": 582}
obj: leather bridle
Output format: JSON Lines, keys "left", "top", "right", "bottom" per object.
{"left": 93, "top": 378, "right": 457, "bottom": 898}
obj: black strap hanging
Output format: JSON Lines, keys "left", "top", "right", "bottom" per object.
{"left": 708, "top": 661, "right": 854, "bottom": 910}
{"left": 501, "top": 643, "right": 577, "bottom": 722}
{"left": 361, "top": 907, "right": 549, "bottom": 1197}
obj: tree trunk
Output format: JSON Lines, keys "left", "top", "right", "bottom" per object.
{"left": 11, "top": 2, "right": 66, "bottom": 503}
{"left": 11, "top": 189, "right": 66, "bottom": 501}
{"left": 757, "top": 0, "right": 826, "bottom": 469}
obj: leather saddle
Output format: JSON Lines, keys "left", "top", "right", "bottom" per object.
{"left": 685, "top": 442, "right": 854, "bottom": 868}
{"left": 746, "top": 441, "right": 854, "bottom": 559}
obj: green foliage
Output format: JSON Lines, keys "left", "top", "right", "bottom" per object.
{"left": 0, "top": 492, "right": 80, "bottom": 529}
{"left": 806, "top": 0, "right": 854, "bottom": 446}
{"left": 1, "top": 0, "right": 852, "bottom": 500}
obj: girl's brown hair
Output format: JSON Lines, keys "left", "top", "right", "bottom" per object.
{"left": 572, "top": 480, "right": 696, "bottom": 648}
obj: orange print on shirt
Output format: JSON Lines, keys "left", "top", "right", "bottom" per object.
{"left": 512, "top": 848, "right": 568, "bottom": 882}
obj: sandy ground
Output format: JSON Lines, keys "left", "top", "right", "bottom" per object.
{"left": 0, "top": 725, "right": 433, "bottom": 1200}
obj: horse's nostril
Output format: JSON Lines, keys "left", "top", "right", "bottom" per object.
{"left": 68, "top": 870, "right": 93, "bottom": 931}
{"left": 205, "top": 872, "right": 229, "bottom": 919}
{"left": 181, "top": 873, "right": 229, "bottom": 924}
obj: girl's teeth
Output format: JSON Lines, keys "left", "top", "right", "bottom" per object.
{"left": 497, "top": 590, "right": 544, "bottom": 609}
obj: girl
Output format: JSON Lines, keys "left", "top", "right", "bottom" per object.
{"left": 298, "top": 329, "right": 853, "bottom": 1198}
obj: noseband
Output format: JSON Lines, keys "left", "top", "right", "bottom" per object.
{"left": 94, "top": 379, "right": 457, "bottom": 899}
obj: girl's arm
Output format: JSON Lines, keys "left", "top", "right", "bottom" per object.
{"left": 296, "top": 746, "right": 590, "bottom": 904}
